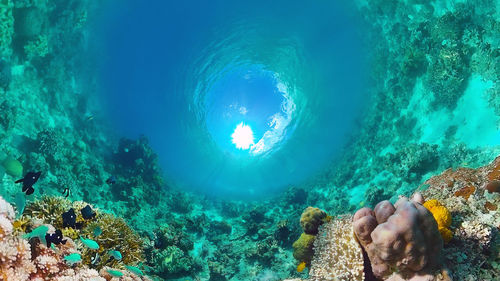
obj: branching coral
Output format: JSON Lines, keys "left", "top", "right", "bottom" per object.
{"left": 0, "top": 196, "right": 112, "bottom": 281}
{"left": 80, "top": 213, "right": 144, "bottom": 270}
{"left": 23, "top": 196, "right": 144, "bottom": 271}
{"left": 22, "top": 196, "right": 71, "bottom": 228}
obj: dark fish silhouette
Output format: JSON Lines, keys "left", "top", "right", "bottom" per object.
{"left": 81, "top": 205, "right": 96, "bottom": 220}
{"left": 15, "top": 171, "right": 41, "bottom": 195}
{"left": 45, "top": 229, "right": 67, "bottom": 248}
{"left": 106, "top": 176, "right": 116, "bottom": 185}
{"left": 62, "top": 208, "right": 83, "bottom": 229}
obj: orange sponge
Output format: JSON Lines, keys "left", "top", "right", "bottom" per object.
{"left": 423, "top": 199, "right": 452, "bottom": 243}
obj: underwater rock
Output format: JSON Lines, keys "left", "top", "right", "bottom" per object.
{"left": 353, "top": 196, "right": 444, "bottom": 280}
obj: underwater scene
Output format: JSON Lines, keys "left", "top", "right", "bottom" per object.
{"left": 0, "top": 0, "right": 499, "bottom": 280}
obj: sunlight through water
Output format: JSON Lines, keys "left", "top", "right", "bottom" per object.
{"left": 231, "top": 122, "right": 255, "bottom": 150}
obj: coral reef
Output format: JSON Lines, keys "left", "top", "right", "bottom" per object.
{"left": 353, "top": 196, "right": 444, "bottom": 280}
{"left": 423, "top": 199, "right": 453, "bottom": 243}
{"left": 0, "top": 195, "right": 131, "bottom": 281}
{"left": 299, "top": 207, "right": 328, "bottom": 235}
{"left": 419, "top": 155, "right": 500, "bottom": 279}
{"left": 292, "top": 233, "right": 315, "bottom": 265}
{"left": 309, "top": 215, "right": 364, "bottom": 281}
{"left": 0, "top": 0, "right": 498, "bottom": 280}
{"left": 21, "top": 196, "right": 144, "bottom": 272}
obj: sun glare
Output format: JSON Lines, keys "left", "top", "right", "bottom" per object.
{"left": 231, "top": 122, "right": 254, "bottom": 150}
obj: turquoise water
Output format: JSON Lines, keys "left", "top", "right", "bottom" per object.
{"left": 0, "top": 0, "right": 499, "bottom": 280}
{"left": 98, "top": 0, "right": 368, "bottom": 199}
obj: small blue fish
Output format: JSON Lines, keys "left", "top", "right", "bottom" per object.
{"left": 80, "top": 236, "right": 99, "bottom": 250}
{"left": 64, "top": 253, "right": 82, "bottom": 264}
{"left": 125, "top": 265, "right": 144, "bottom": 276}
{"left": 107, "top": 269, "right": 124, "bottom": 277}
{"left": 93, "top": 226, "right": 102, "bottom": 237}
{"left": 23, "top": 225, "right": 49, "bottom": 245}
{"left": 108, "top": 250, "right": 122, "bottom": 260}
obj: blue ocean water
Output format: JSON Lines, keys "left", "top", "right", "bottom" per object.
{"left": 97, "top": 0, "right": 368, "bottom": 199}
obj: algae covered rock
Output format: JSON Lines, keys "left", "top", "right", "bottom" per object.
{"left": 299, "top": 206, "right": 327, "bottom": 235}
{"left": 292, "top": 232, "right": 315, "bottom": 264}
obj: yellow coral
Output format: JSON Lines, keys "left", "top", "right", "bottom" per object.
{"left": 61, "top": 227, "right": 79, "bottom": 240}
{"left": 423, "top": 199, "right": 453, "bottom": 243}
{"left": 292, "top": 233, "right": 316, "bottom": 264}
{"left": 439, "top": 227, "right": 453, "bottom": 243}
{"left": 423, "top": 199, "right": 440, "bottom": 209}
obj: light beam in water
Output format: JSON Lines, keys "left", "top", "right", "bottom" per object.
{"left": 231, "top": 122, "right": 254, "bottom": 150}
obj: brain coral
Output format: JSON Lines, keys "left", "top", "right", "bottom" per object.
{"left": 299, "top": 207, "right": 328, "bottom": 235}
{"left": 353, "top": 196, "right": 444, "bottom": 280}
{"left": 309, "top": 215, "right": 364, "bottom": 281}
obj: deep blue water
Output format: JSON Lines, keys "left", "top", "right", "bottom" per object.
{"left": 97, "top": 0, "right": 369, "bottom": 199}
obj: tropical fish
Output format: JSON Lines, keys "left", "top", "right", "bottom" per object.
{"left": 45, "top": 229, "right": 67, "bottom": 248}
{"left": 107, "top": 269, "right": 124, "bottom": 277}
{"left": 93, "top": 226, "right": 102, "bottom": 237}
{"left": 91, "top": 252, "right": 100, "bottom": 265}
{"left": 106, "top": 176, "right": 116, "bottom": 185}
{"left": 125, "top": 265, "right": 144, "bottom": 276}
{"left": 80, "top": 236, "right": 99, "bottom": 250}
{"left": 80, "top": 205, "right": 96, "bottom": 220}
{"left": 108, "top": 250, "right": 122, "bottom": 260}
{"left": 62, "top": 208, "right": 82, "bottom": 229}
{"left": 15, "top": 171, "right": 41, "bottom": 195}
{"left": 22, "top": 225, "right": 49, "bottom": 245}
{"left": 14, "top": 193, "right": 26, "bottom": 219}
{"left": 64, "top": 253, "right": 82, "bottom": 264}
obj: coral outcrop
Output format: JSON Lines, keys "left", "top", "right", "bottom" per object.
{"left": 299, "top": 207, "right": 328, "bottom": 235}
{"left": 22, "top": 196, "right": 144, "bottom": 271}
{"left": 353, "top": 196, "right": 444, "bottom": 280}
{"left": 309, "top": 215, "right": 364, "bottom": 281}
{"left": 292, "top": 233, "right": 315, "bottom": 265}
{"left": 0, "top": 196, "right": 116, "bottom": 281}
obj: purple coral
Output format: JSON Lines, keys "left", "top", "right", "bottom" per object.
{"left": 353, "top": 196, "right": 444, "bottom": 280}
